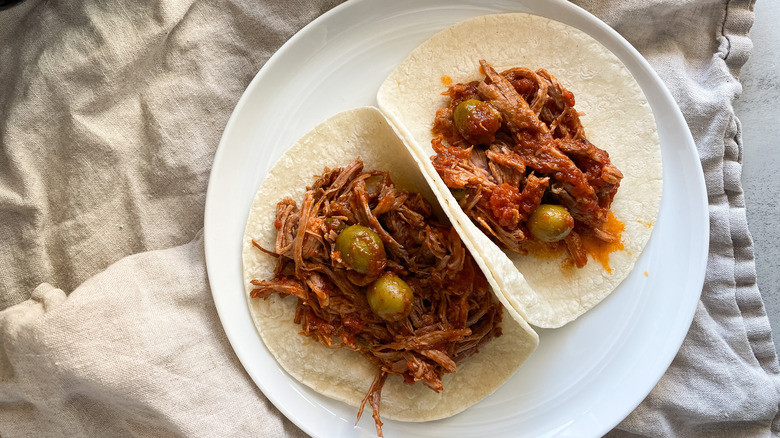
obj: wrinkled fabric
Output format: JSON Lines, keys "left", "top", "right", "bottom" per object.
{"left": 0, "top": 234, "right": 307, "bottom": 437}
{"left": 0, "top": 0, "right": 343, "bottom": 309}
{"left": 1, "top": 0, "right": 778, "bottom": 437}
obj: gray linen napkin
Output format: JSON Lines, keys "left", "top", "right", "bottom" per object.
{"left": 578, "top": 1, "right": 780, "bottom": 435}
{"left": 1, "top": 0, "right": 778, "bottom": 436}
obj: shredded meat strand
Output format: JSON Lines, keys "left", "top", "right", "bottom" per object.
{"left": 357, "top": 371, "right": 388, "bottom": 437}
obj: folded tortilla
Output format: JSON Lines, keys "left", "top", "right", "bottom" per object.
{"left": 241, "top": 107, "right": 539, "bottom": 422}
{"left": 377, "top": 13, "right": 662, "bottom": 328}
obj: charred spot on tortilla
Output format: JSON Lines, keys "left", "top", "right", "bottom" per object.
{"left": 248, "top": 157, "right": 505, "bottom": 437}
{"left": 430, "top": 60, "right": 625, "bottom": 271}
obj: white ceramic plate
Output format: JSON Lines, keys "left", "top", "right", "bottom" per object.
{"left": 204, "top": 1, "right": 709, "bottom": 437}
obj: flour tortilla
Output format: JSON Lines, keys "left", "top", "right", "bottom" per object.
{"left": 241, "top": 107, "right": 538, "bottom": 422}
{"left": 377, "top": 13, "right": 662, "bottom": 328}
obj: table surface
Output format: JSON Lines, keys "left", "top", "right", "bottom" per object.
{"left": 734, "top": 0, "right": 780, "bottom": 354}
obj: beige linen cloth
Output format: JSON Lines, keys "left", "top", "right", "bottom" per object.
{"left": 1, "top": 0, "right": 778, "bottom": 436}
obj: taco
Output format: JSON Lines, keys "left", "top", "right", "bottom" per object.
{"left": 377, "top": 13, "right": 662, "bottom": 328}
{"left": 241, "top": 107, "right": 538, "bottom": 436}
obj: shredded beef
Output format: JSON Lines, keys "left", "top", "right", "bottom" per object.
{"left": 250, "top": 158, "right": 503, "bottom": 437}
{"left": 431, "top": 60, "right": 623, "bottom": 266}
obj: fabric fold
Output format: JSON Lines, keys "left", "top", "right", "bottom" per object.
{"left": 0, "top": 234, "right": 308, "bottom": 438}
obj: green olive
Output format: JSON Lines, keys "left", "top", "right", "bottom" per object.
{"left": 453, "top": 99, "right": 502, "bottom": 145}
{"left": 366, "top": 273, "right": 414, "bottom": 322}
{"left": 335, "top": 225, "right": 386, "bottom": 276}
{"left": 450, "top": 188, "right": 468, "bottom": 201}
{"left": 527, "top": 204, "right": 575, "bottom": 242}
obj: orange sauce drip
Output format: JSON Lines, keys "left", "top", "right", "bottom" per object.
{"left": 581, "top": 212, "right": 625, "bottom": 274}
{"left": 637, "top": 219, "right": 654, "bottom": 229}
{"left": 523, "top": 240, "right": 567, "bottom": 260}
{"left": 523, "top": 240, "right": 577, "bottom": 276}
{"left": 441, "top": 75, "right": 452, "bottom": 85}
